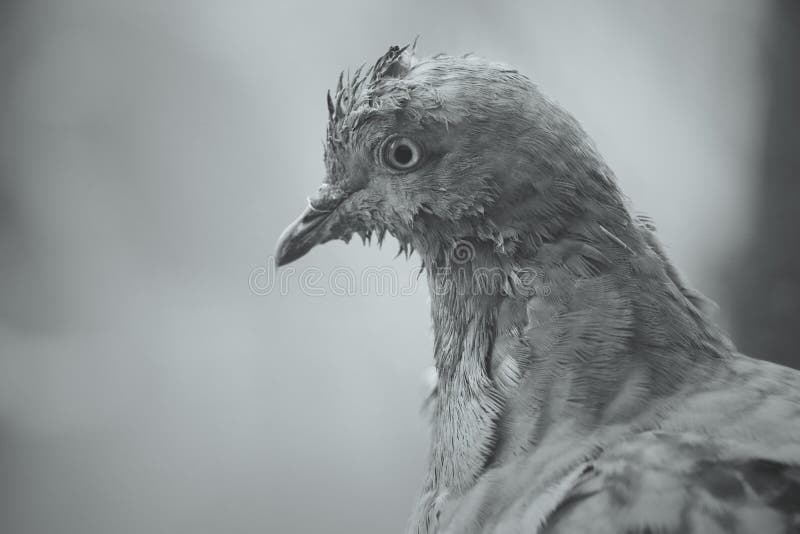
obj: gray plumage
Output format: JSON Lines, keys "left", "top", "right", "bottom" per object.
{"left": 275, "top": 43, "right": 800, "bottom": 533}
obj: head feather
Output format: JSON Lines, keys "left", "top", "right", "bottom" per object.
{"left": 326, "top": 43, "right": 417, "bottom": 150}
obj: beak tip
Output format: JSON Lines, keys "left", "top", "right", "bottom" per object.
{"left": 273, "top": 218, "right": 318, "bottom": 268}
{"left": 273, "top": 237, "right": 299, "bottom": 268}
{"left": 274, "top": 198, "right": 342, "bottom": 268}
{"left": 274, "top": 250, "right": 292, "bottom": 268}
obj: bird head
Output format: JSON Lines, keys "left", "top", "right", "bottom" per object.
{"left": 275, "top": 43, "right": 620, "bottom": 267}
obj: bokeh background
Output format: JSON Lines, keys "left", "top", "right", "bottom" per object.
{"left": 1, "top": 1, "right": 798, "bottom": 533}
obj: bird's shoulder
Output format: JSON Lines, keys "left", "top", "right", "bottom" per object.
{"left": 543, "top": 430, "right": 800, "bottom": 534}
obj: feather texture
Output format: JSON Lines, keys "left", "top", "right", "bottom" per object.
{"left": 275, "top": 43, "right": 800, "bottom": 533}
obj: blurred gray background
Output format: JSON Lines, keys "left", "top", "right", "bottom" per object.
{"left": 1, "top": 1, "right": 798, "bottom": 533}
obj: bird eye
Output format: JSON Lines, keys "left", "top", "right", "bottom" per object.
{"left": 382, "top": 136, "right": 423, "bottom": 171}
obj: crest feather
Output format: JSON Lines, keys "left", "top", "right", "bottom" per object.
{"left": 325, "top": 42, "right": 418, "bottom": 147}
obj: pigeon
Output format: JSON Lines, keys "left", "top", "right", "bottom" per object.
{"left": 275, "top": 43, "right": 800, "bottom": 533}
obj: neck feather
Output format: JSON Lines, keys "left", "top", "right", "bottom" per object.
{"left": 409, "top": 203, "right": 732, "bottom": 530}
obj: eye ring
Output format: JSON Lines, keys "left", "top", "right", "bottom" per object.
{"left": 381, "top": 136, "right": 423, "bottom": 172}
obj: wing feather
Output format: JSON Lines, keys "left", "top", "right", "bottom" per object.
{"left": 543, "top": 432, "right": 800, "bottom": 534}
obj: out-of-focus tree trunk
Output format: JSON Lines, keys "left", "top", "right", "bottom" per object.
{"left": 731, "top": 0, "right": 800, "bottom": 369}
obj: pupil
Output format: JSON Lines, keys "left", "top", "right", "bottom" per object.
{"left": 394, "top": 144, "right": 413, "bottom": 165}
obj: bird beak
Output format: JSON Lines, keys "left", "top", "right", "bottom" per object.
{"left": 274, "top": 202, "right": 338, "bottom": 267}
